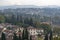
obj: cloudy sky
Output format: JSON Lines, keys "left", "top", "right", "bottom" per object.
{"left": 0, "top": 0, "right": 60, "bottom": 6}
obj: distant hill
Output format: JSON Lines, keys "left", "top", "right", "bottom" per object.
{"left": 0, "top": 5, "right": 60, "bottom": 10}
{"left": 0, "top": 5, "right": 40, "bottom": 10}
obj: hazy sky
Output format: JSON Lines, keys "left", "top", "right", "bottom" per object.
{"left": 0, "top": 0, "right": 60, "bottom": 6}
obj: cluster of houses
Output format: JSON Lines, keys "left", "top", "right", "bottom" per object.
{"left": 0, "top": 23, "right": 58, "bottom": 40}
{"left": 0, "top": 23, "right": 44, "bottom": 40}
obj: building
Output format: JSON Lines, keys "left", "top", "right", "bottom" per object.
{"left": 27, "top": 26, "right": 44, "bottom": 40}
{"left": 27, "top": 26, "right": 44, "bottom": 36}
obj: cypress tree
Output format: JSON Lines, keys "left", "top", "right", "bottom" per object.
{"left": 13, "top": 33, "right": 18, "bottom": 40}
{"left": 30, "top": 35, "right": 32, "bottom": 40}
{"left": 22, "top": 30, "right": 25, "bottom": 40}
{"left": 25, "top": 28, "right": 29, "bottom": 40}
{"left": 18, "top": 34, "right": 21, "bottom": 40}
{"left": 49, "top": 31, "right": 52, "bottom": 40}
{"left": 29, "top": 18, "right": 33, "bottom": 26}
{"left": 22, "top": 28, "right": 29, "bottom": 40}
{"left": 1, "top": 32, "right": 6, "bottom": 40}
{"left": 44, "top": 34, "right": 48, "bottom": 40}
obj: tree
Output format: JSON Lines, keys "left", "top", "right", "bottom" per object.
{"left": 13, "top": 33, "right": 18, "bottom": 40}
{"left": 29, "top": 18, "right": 33, "bottom": 26}
{"left": 0, "top": 15, "right": 5, "bottom": 23}
{"left": 33, "top": 21, "right": 41, "bottom": 28}
{"left": 22, "top": 30, "right": 25, "bottom": 40}
{"left": 40, "top": 23, "right": 51, "bottom": 34}
{"left": 53, "top": 27, "right": 60, "bottom": 33}
{"left": 30, "top": 35, "right": 32, "bottom": 40}
{"left": 18, "top": 34, "right": 21, "bottom": 40}
{"left": 25, "top": 28, "right": 29, "bottom": 40}
{"left": 1, "top": 32, "right": 6, "bottom": 40}
{"left": 16, "top": 15, "right": 23, "bottom": 23}
{"left": 49, "top": 31, "right": 53, "bottom": 40}
{"left": 22, "top": 28, "right": 29, "bottom": 40}
{"left": 19, "top": 16, "right": 23, "bottom": 23}
{"left": 11, "top": 14, "right": 16, "bottom": 25}
{"left": 53, "top": 36, "right": 58, "bottom": 40}
{"left": 44, "top": 33, "right": 48, "bottom": 40}
{"left": 24, "top": 18, "right": 29, "bottom": 24}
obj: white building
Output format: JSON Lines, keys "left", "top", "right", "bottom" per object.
{"left": 28, "top": 26, "right": 37, "bottom": 35}
{"left": 16, "top": 26, "right": 44, "bottom": 36}
{"left": 27, "top": 26, "right": 44, "bottom": 36}
{"left": 36, "top": 28, "right": 44, "bottom": 35}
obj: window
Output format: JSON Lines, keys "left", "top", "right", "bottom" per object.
{"left": 31, "top": 29, "right": 32, "bottom": 31}
{"left": 34, "top": 32, "right": 35, "bottom": 34}
{"left": 31, "top": 32, "right": 32, "bottom": 33}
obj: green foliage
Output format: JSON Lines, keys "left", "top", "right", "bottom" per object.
{"left": 0, "top": 15, "right": 5, "bottom": 23}
{"left": 29, "top": 18, "right": 33, "bottom": 26}
{"left": 44, "top": 33, "right": 48, "bottom": 40}
{"left": 25, "top": 28, "right": 29, "bottom": 39}
{"left": 53, "top": 27, "right": 60, "bottom": 33}
{"left": 33, "top": 21, "right": 41, "bottom": 27}
{"left": 13, "top": 33, "right": 18, "bottom": 40}
{"left": 24, "top": 18, "right": 33, "bottom": 26}
{"left": 22, "top": 28, "right": 29, "bottom": 40}
{"left": 40, "top": 23, "right": 51, "bottom": 33}
{"left": 49, "top": 31, "right": 53, "bottom": 40}
{"left": 30, "top": 36, "right": 32, "bottom": 40}
{"left": 22, "top": 30, "right": 25, "bottom": 40}
{"left": 53, "top": 37, "right": 58, "bottom": 40}
{"left": 37, "top": 37, "right": 43, "bottom": 40}
{"left": 58, "top": 37, "right": 60, "bottom": 40}
{"left": 1, "top": 32, "right": 6, "bottom": 40}
{"left": 18, "top": 34, "right": 21, "bottom": 40}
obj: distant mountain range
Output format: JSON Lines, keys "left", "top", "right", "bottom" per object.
{"left": 0, "top": 5, "right": 39, "bottom": 9}
{"left": 0, "top": 5, "right": 60, "bottom": 10}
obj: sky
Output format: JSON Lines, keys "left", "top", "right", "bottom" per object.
{"left": 0, "top": 0, "right": 60, "bottom": 6}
